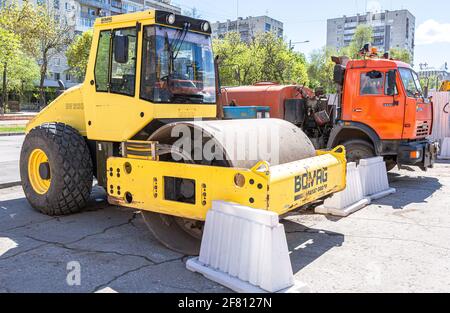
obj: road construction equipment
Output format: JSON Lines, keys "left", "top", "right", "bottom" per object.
{"left": 219, "top": 53, "right": 438, "bottom": 171}
{"left": 440, "top": 81, "right": 450, "bottom": 92}
{"left": 20, "top": 10, "right": 346, "bottom": 255}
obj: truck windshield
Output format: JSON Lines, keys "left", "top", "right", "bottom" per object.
{"left": 399, "top": 68, "right": 423, "bottom": 98}
{"left": 141, "top": 26, "right": 216, "bottom": 104}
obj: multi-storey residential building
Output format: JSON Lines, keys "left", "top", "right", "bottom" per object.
{"left": 212, "top": 16, "right": 284, "bottom": 43}
{"left": 327, "top": 10, "right": 416, "bottom": 61}
{"left": 1, "top": 0, "right": 181, "bottom": 88}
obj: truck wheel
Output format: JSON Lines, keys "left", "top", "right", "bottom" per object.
{"left": 342, "top": 139, "right": 375, "bottom": 164}
{"left": 20, "top": 123, "right": 93, "bottom": 216}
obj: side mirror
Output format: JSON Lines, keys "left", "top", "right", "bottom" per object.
{"left": 386, "top": 70, "right": 397, "bottom": 96}
{"left": 114, "top": 35, "right": 129, "bottom": 64}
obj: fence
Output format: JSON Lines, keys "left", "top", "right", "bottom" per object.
{"left": 429, "top": 92, "right": 450, "bottom": 143}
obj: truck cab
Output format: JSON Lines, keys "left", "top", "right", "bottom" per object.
{"left": 330, "top": 57, "right": 438, "bottom": 170}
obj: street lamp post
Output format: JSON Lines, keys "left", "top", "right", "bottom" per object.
{"left": 289, "top": 40, "right": 310, "bottom": 50}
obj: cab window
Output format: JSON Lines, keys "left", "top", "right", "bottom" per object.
{"left": 93, "top": 27, "right": 137, "bottom": 96}
{"left": 94, "top": 30, "right": 111, "bottom": 92}
{"left": 399, "top": 68, "right": 423, "bottom": 98}
{"left": 360, "top": 71, "right": 384, "bottom": 95}
{"left": 110, "top": 28, "right": 137, "bottom": 96}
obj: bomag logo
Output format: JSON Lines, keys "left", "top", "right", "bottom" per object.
{"left": 295, "top": 167, "right": 328, "bottom": 193}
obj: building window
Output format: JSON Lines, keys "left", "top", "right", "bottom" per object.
{"left": 265, "top": 23, "right": 271, "bottom": 32}
{"left": 66, "top": 73, "right": 71, "bottom": 81}
{"left": 54, "top": 0, "right": 60, "bottom": 9}
{"left": 54, "top": 73, "right": 61, "bottom": 80}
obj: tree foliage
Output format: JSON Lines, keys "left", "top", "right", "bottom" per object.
{"left": 0, "top": 3, "right": 39, "bottom": 111}
{"left": 0, "top": 2, "right": 73, "bottom": 106}
{"left": 32, "top": 4, "right": 74, "bottom": 105}
{"left": 307, "top": 47, "right": 337, "bottom": 93}
{"left": 389, "top": 48, "right": 412, "bottom": 64}
{"left": 214, "top": 32, "right": 308, "bottom": 87}
{"left": 348, "top": 25, "right": 374, "bottom": 58}
{"left": 66, "top": 30, "right": 93, "bottom": 81}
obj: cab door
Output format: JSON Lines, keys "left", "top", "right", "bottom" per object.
{"left": 83, "top": 23, "right": 145, "bottom": 142}
{"left": 351, "top": 69, "right": 405, "bottom": 140}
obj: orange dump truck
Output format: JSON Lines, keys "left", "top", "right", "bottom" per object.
{"left": 219, "top": 56, "right": 439, "bottom": 171}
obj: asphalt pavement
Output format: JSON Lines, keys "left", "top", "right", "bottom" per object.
{"left": 1, "top": 135, "right": 450, "bottom": 292}
{"left": 0, "top": 136, "right": 24, "bottom": 188}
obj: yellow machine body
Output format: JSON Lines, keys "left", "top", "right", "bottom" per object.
{"left": 107, "top": 147, "right": 346, "bottom": 220}
{"left": 440, "top": 81, "right": 450, "bottom": 92}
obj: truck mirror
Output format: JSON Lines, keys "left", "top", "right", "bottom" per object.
{"left": 114, "top": 35, "right": 129, "bottom": 64}
{"left": 386, "top": 70, "right": 397, "bottom": 96}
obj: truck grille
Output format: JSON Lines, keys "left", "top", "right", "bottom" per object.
{"left": 416, "top": 122, "right": 430, "bottom": 138}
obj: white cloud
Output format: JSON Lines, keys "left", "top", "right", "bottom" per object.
{"left": 416, "top": 19, "right": 450, "bottom": 45}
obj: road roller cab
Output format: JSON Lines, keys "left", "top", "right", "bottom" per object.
{"left": 21, "top": 10, "right": 347, "bottom": 255}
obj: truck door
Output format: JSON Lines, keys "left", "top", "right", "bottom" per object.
{"left": 352, "top": 69, "right": 404, "bottom": 139}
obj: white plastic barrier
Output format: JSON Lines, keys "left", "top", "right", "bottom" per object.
{"left": 359, "top": 157, "right": 396, "bottom": 200}
{"left": 315, "top": 163, "right": 370, "bottom": 217}
{"left": 438, "top": 137, "right": 450, "bottom": 160}
{"left": 186, "top": 201, "right": 309, "bottom": 293}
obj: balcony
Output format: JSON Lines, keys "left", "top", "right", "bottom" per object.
{"left": 76, "top": 16, "right": 96, "bottom": 32}
{"left": 78, "top": 0, "right": 109, "bottom": 10}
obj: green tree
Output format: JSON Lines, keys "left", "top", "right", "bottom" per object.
{"left": 349, "top": 25, "right": 374, "bottom": 58}
{"left": 252, "top": 32, "right": 309, "bottom": 85}
{"left": 6, "top": 52, "right": 40, "bottom": 93}
{"left": 389, "top": 48, "right": 412, "bottom": 64}
{"left": 66, "top": 30, "right": 93, "bottom": 81}
{"left": 31, "top": 4, "right": 74, "bottom": 106}
{"left": 213, "top": 32, "right": 308, "bottom": 86}
{"left": 0, "top": 27, "right": 21, "bottom": 113}
{"left": 213, "top": 32, "right": 258, "bottom": 86}
{"left": 307, "top": 47, "right": 337, "bottom": 93}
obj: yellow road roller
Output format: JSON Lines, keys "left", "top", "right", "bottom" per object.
{"left": 20, "top": 10, "right": 346, "bottom": 255}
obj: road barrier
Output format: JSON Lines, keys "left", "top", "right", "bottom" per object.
{"left": 315, "top": 162, "right": 370, "bottom": 217}
{"left": 187, "top": 201, "right": 308, "bottom": 293}
{"left": 439, "top": 137, "right": 450, "bottom": 160}
{"left": 359, "top": 157, "right": 396, "bottom": 200}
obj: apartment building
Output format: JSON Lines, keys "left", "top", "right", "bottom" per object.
{"left": 212, "top": 16, "right": 284, "bottom": 43}
{"left": 327, "top": 10, "right": 416, "bottom": 61}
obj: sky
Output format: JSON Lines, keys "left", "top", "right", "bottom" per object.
{"left": 172, "top": 0, "right": 450, "bottom": 70}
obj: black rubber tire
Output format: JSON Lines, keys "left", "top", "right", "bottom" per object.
{"left": 20, "top": 123, "right": 93, "bottom": 216}
{"left": 342, "top": 139, "right": 376, "bottom": 164}
{"left": 142, "top": 212, "right": 202, "bottom": 256}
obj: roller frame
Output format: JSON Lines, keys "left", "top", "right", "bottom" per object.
{"left": 107, "top": 146, "right": 347, "bottom": 220}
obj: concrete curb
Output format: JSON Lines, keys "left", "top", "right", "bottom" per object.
{"left": 0, "top": 181, "right": 22, "bottom": 190}
{"left": 0, "top": 132, "right": 25, "bottom": 137}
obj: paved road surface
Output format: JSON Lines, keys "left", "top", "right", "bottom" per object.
{"left": 0, "top": 162, "right": 449, "bottom": 293}
{"left": 0, "top": 136, "right": 24, "bottom": 187}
